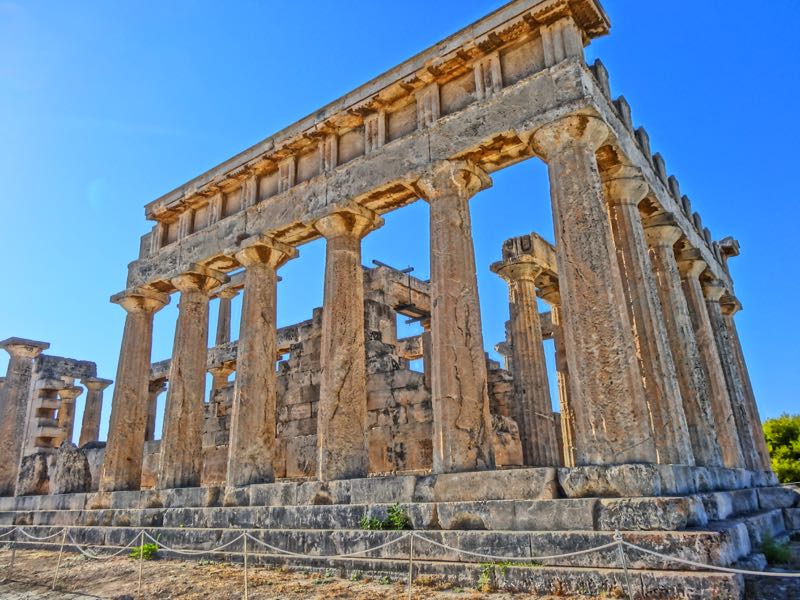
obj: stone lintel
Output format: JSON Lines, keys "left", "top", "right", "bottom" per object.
{"left": 0, "top": 337, "right": 50, "bottom": 357}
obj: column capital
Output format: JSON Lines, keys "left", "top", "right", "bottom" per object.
{"left": 720, "top": 293, "right": 742, "bottom": 316}
{"left": 216, "top": 287, "right": 240, "bottom": 300}
{"left": 58, "top": 385, "right": 83, "bottom": 401}
{"left": 643, "top": 212, "right": 682, "bottom": 247}
{"left": 701, "top": 278, "right": 727, "bottom": 302}
{"left": 81, "top": 377, "right": 113, "bottom": 392}
{"left": 231, "top": 234, "right": 297, "bottom": 269}
{"left": 676, "top": 248, "right": 707, "bottom": 279}
{"left": 170, "top": 264, "right": 228, "bottom": 294}
{"left": 490, "top": 255, "right": 543, "bottom": 284}
{"left": 531, "top": 114, "right": 609, "bottom": 158}
{"left": 111, "top": 287, "right": 170, "bottom": 314}
{"left": 313, "top": 205, "right": 383, "bottom": 240}
{"left": 208, "top": 364, "right": 235, "bottom": 378}
{"left": 148, "top": 377, "right": 167, "bottom": 394}
{"left": 0, "top": 337, "right": 50, "bottom": 359}
{"left": 414, "top": 159, "right": 492, "bottom": 202}
{"left": 601, "top": 164, "right": 649, "bottom": 206}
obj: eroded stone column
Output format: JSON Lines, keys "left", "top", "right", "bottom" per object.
{"left": 416, "top": 160, "right": 495, "bottom": 474}
{"left": 226, "top": 236, "right": 296, "bottom": 487}
{"left": 720, "top": 295, "right": 772, "bottom": 471}
{"left": 643, "top": 215, "right": 723, "bottom": 467}
{"left": 100, "top": 289, "right": 168, "bottom": 492}
{"left": 78, "top": 377, "right": 112, "bottom": 446}
{"left": 603, "top": 166, "right": 693, "bottom": 465}
{"left": 209, "top": 365, "right": 234, "bottom": 396}
{"left": 704, "top": 280, "right": 764, "bottom": 471}
{"left": 677, "top": 250, "right": 744, "bottom": 468}
{"left": 158, "top": 266, "right": 225, "bottom": 489}
{"left": 491, "top": 257, "right": 559, "bottom": 466}
{"left": 532, "top": 115, "right": 656, "bottom": 465}
{"left": 57, "top": 385, "right": 83, "bottom": 446}
{"left": 215, "top": 289, "right": 237, "bottom": 346}
{"left": 315, "top": 207, "right": 382, "bottom": 481}
{"left": 421, "top": 318, "right": 432, "bottom": 390}
{"left": 0, "top": 338, "right": 49, "bottom": 496}
{"left": 145, "top": 378, "right": 166, "bottom": 442}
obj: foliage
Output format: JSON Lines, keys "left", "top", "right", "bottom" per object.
{"left": 477, "top": 563, "right": 494, "bottom": 592}
{"left": 763, "top": 413, "right": 800, "bottom": 483}
{"left": 358, "top": 504, "right": 412, "bottom": 530}
{"left": 129, "top": 542, "right": 158, "bottom": 561}
{"left": 761, "top": 534, "right": 792, "bottom": 565}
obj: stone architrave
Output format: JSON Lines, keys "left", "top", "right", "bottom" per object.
{"left": 78, "top": 377, "right": 112, "bottom": 447}
{"left": 100, "top": 289, "right": 168, "bottom": 492}
{"left": 415, "top": 160, "right": 496, "bottom": 474}
{"left": 226, "top": 236, "right": 296, "bottom": 487}
{"left": 531, "top": 115, "right": 656, "bottom": 465}
{"left": 491, "top": 257, "right": 559, "bottom": 467}
{"left": 145, "top": 378, "right": 166, "bottom": 442}
{"left": 158, "top": 266, "right": 226, "bottom": 489}
{"left": 56, "top": 385, "right": 83, "bottom": 446}
{"left": 0, "top": 337, "right": 49, "bottom": 496}
{"left": 677, "top": 250, "right": 745, "bottom": 468}
{"left": 720, "top": 295, "right": 772, "bottom": 471}
{"left": 704, "top": 280, "right": 765, "bottom": 472}
{"left": 314, "top": 207, "right": 383, "bottom": 481}
{"left": 643, "top": 215, "right": 723, "bottom": 467}
{"left": 603, "top": 166, "right": 693, "bottom": 466}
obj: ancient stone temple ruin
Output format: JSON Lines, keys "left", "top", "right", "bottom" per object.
{"left": 2, "top": 0, "right": 798, "bottom": 596}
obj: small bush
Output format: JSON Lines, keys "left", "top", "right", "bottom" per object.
{"left": 358, "top": 515, "right": 384, "bottom": 530}
{"left": 761, "top": 535, "right": 792, "bottom": 565}
{"left": 129, "top": 542, "right": 158, "bottom": 561}
{"left": 358, "top": 504, "right": 412, "bottom": 530}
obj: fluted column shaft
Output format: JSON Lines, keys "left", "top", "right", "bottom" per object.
{"left": 315, "top": 208, "right": 382, "bottom": 481}
{"left": 226, "top": 237, "right": 296, "bottom": 487}
{"left": 158, "top": 268, "right": 224, "bottom": 489}
{"left": 704, "top": 282, "right": 764, "bottom": 471}
{"left": 0, "top": 338, "right": 49, "bottom": 496}
{"left": 532, "top": 115, "right": 656, "bottom": 465}
{"left": 100, "top": 291, "right": 168, "bottom": 492}
{"left": 720, "top": 297, "right": 771, "bottom": 471}
{"left": 604, "top": 168, "right": 693, "bottom": 465}
{"left": 678, "top": 253, "right": 745, "bottom": 468}
{"left": 78, "top": 378, "right": 112, "bottom": 446}
{"left": 643, "top": 218, "right": 723, "bottom": 467}
{"left": 417, "top": 160, "right": 495, "bottom": 474}
{"left": 492, "top": 259, "right": 558, "bottom": 466}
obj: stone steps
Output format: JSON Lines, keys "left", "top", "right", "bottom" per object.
{"left": 0, "top": 524, "right": 752, "bottom": 570}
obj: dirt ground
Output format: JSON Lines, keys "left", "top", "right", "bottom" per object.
{"left": 0, "top": 549, "right": 548, "bottom": 600}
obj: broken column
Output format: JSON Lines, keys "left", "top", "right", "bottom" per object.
{"left": 677, "top": 249, "right": 745, "bottom": 468}
{"left": 158, "top": 265, "right": 226, "bottom": 489}
{"left": 314, "top": 206, "right": 382, "bottom": 481}
{"left": 78, "top": 377, "right": 112, "bottom": 446}
{"left": 603, "top": 166, "right": 693, "bottom": 465}
{"left": 100, "top": 288, "right": 168, "bottom": 492}
{"left": 0, "top": 337, "right": 49, "bottom": 496}
{"left": 226, "top": 235, "right": 296, "bottom": 487}
{"left": 416, "top": 160, "right": 495, "bottom": 474}
{"left": 491, "top": 256, "right": 559, "bottom": 466}
{"left": 532, "top": 115, "right": 656, "bottom": 465}
{"left": 643, "top": 214, "right": 723, "bottom": 467}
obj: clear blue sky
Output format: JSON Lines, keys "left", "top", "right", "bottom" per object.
{"left": 2, "top": 1, "right": 798, "bottom": 443}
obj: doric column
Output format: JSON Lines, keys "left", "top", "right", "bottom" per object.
{"left": 704, "top": 281, "right": 764, "bottom": 471}
{"left": 214, "top": 288, "right": 237, "bottom": 346}
{"left": 538, "top": 281, "right": 574, "bottom": 467}
{"left": 420, "top": 317, "right": 432, "bottom": 390}
{"left": 491, "top": 257, "right": 559, "bottom": 466}
{"left": 78, "top": 377, "right": 112, "bottom": 446}
{"left": 532, "top": 115, "right": 656, "bottom": 465}
{"left": 158, "top": 266, "right": 226, "bottom": 489}
{"left": 643, "top": 215, "right": 723, "bottom": 467}
{"left": 314, "top": 207, "right": 383, "bottom": 481}
{"left": 100, "top": 289, "right": 168, "bottom": 492}
{"left": 677, "top": 250, "right": 745, "bottom": 468}
{"left": 209, "top": 365, "right": 234, "bottom": 396}
{"left": 226, "top": 236, "right": 296, "bottom": 487}
{"left": 416, "top": 160, "right": 495, "bottom": 474}
{"left": 720, "top": 295, "right": 772, "bottom": 471}
{"left": 57, "top": 385, "right": 83, "bottom": 445}
{"left": 145, "top": 378, "right": 166, "bottom": 442}
{"left": 603, "top": 166, "right": 693, "bottom": 465}
{"left": 0, "top": 338, "right": 49, "bottom": 496}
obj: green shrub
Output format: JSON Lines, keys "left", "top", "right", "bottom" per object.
{"left": 358, "top": 515, "right": 384, "bottom": 530}
{"left": 129, "top": 542, "right": 158, "bottom": 561}
{"left": 358, "top": 504, "right": 412, "bottom": 530}
{"left": 763, "top": 414, "right": 800, "bottom": 483}
{"left": 761, "top": 535, "right": 792, "bottom": 565}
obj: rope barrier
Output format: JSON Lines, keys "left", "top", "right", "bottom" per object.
{"left": 143, "top": 531, "right": 246, "bottom": 556}
{"left": 244, "top": 530, "right": 412, "bottom": 559}
{"left": 67, "top": 531, "right": 143, "bottom": 561}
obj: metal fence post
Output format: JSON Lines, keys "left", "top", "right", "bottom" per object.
{"left": 407, "top": 533, "right": 414, "bottom": 600}
{"left": 51, "top": 528, "right": 67, "bottom": 591}
{"left": 137, "top": 530, "right": 145, "bottom": 598}
{"left": 613, "top": 530, "right": 633, "bottom": 599}
{"left": 243, "top": 533, "right": 249, "bottom": 600}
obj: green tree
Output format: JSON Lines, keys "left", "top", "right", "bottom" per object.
{"left": 763, "top": 413, "right": 800, "bottom": 483}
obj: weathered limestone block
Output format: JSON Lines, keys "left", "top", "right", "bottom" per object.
{"left": 491, "top": 414, "right": 523, "bottom": 467}
{"left": 558, "top": 464, "right": 670, "bottom": 498}
{"left": 16, "top": 452, "right": 51, "bottom": 496}
{"left": 757, "top": 486, "right": 799, "bottom": 511}
{"left": 51, "top": 442, "right": 92, "bottom": 495}
{"left": 597, "top": 496, "right": 708, "bottom": 531}
{"left": 82, "top": 442, "right": 105, "bottom": 492}
{"left": 423, "top": 467, "right": 558, "bottom": 503}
